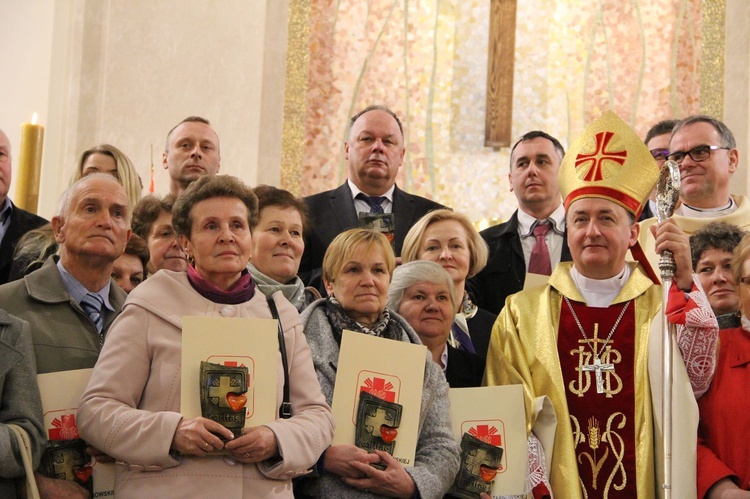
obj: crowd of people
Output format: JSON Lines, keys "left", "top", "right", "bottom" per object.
{"left": 0, "top": 105, "right": 747, "bottom": 498}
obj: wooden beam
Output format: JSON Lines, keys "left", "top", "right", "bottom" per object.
{"left": 485, "top": 0, "right": 517, "bottom": 148}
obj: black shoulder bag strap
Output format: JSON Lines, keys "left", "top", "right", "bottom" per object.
{"left": 267, "top": 295, "right": 292, "bottom": 419}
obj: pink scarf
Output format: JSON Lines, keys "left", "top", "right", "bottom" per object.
{"left": 187, "top": 265, "right": 255, "bottom": 304}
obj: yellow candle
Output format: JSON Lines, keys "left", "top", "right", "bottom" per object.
{"left": 16, "top": 113, "right": 44, "bottom": 214}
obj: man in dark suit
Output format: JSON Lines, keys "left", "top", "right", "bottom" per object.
{"left": 468, "top": 131, "right": 572, "bottom": 315}
{"left": 0, "top": 128, "right": 47, "bottom": 284}
{"left": 301, "top": 105, "right": 444, "bottom": 286}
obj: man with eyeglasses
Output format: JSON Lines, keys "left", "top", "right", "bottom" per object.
{"left": 638, "top": 115, "right": 750, "bottom": 281}
{"left": 640, "top": 119, "right": 679, "bottom": 221}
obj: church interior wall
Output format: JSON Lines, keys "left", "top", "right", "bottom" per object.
{"left": 1, "top": 0, "right": 748, "bottom": 221}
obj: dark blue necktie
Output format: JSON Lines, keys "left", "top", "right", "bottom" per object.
{"left": 357, "top": 194, "right": 387, "bottom": 214}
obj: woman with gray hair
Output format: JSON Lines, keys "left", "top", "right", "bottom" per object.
{"left": 387, "top": 261, "right": 484, "bottom": 388}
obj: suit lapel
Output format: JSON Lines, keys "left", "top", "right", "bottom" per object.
{"left": 329, "top": 183, "right": 359, "bottom": 232}
{"left": 392, "top": 186, "right": 415, "bottom": 254}
{"left": 0, "top": 205, "right": 24, "bottom": 272}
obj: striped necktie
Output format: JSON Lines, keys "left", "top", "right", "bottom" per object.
{"left": 80, "top": 293, "right": 105, "bottom": 342}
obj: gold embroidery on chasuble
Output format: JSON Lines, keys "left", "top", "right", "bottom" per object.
{"left": 559, "top": 300, "right": 638, "bottom": 498}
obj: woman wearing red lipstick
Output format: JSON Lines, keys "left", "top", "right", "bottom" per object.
{"left": 689, "top": 222, "right": 745, "bottom": 329}
{"left": 77, "top": 175, "right": 333, "bottom": 498}
{"left": 695, "top": 232, "right": 750, "bottom": 498}
{"left": 401, "top": 209, "right": 495, "bottom": 361}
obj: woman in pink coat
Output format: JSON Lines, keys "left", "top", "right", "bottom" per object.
{"left": 77, "top": 175, "right": 334, "bottom": 498}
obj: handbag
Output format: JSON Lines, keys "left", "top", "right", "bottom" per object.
{"left": 8, "top": 424, "right": 41, "bottom": 499}
{"left": 266, "top": 295, "right": 292, "bottom": 419}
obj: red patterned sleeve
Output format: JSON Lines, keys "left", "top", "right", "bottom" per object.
{"left": 665, "top": 277, "right": 719, "bottom": 398}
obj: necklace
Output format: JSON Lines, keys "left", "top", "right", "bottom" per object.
{"left": 563, "top": 296, "right": 631, "bottom": 394}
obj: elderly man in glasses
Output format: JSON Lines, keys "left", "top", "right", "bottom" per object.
{"left": 638, "top": 115, "right": 750, "bottom": 281}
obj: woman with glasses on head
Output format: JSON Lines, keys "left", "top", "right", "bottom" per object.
{"left": 695, "top": 232, "right": 750, "bottom": 497}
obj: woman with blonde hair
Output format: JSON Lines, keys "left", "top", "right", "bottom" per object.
{"left": 401, "top": 209, "right": 495, "bottom": 360}
{"left": 71, "top": 144, "right": 143, "bottom": 211}
{"left": 298, "top": 228, "right": 459, "bottom": 498}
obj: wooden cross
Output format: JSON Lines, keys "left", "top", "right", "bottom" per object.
{"left": 485, "top": 0, "right": 518, "bottom": 148}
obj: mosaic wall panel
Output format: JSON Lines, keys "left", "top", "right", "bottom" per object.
{"left": 294, "top": 0, "right": 719, "bottom": 223}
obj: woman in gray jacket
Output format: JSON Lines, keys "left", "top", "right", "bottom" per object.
{"left": 298, "top": 229, "right": 460, "bottom": 499}
{"left": 0, "top": 309, "right": 46, "bottom": 498}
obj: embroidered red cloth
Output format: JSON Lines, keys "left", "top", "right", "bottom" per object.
{"left": 558, "top": 301, "right": 638, "bottom": 498}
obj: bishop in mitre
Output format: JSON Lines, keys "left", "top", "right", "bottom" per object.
{"left": 485, "top": 111, "right": 718, "bottom": 498}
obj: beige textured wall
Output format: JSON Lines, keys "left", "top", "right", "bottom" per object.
{"left": 725, "top": 0, "right": 750, "bottom": 195}
{"left": 1, "top": 0, "right": 288, "bottom": 218}
{"left": 2, "top": 1, "right": 749, "bottom": 219}
{"left": 0, "top": 0, "right": 56, "bottom": 215}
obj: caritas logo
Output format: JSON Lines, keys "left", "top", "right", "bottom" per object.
{"left": 469, "top": 424, "right": 502, "bottom": 447}
{"left": 359, "top": 375, "right": 398, "bottom": 402}
{"left": 49, "top": 413, "right": 79, "bottom": 440}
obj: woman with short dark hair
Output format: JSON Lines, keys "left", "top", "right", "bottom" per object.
{"left": 248, "top": 185, "right": 319, "bottom": 311}
{"left": 78, "top": 175, "right": 333, "bottom": 498}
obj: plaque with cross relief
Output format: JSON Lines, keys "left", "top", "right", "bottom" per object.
{"left": 181, "top": 316, "right": 278, "bottom": 428}
{"left": 38, "top": 369, "right": 115, "bottom": 497}
{"left": 331, "top": 330, "right": 426, "bottom": 467}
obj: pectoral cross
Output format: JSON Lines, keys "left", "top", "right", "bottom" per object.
{"left": 582, "top": 356, "right": 615, "bottom": 394}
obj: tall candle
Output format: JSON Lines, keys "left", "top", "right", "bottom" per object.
{"left": 16, "top": 113, "right": 44, "bottom": 214}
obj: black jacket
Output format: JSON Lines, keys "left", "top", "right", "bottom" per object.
{"left": 300, "top": 182, "right": 445, "bottom": 287}
{"left": 444, "top": 344, "right": 484, "bottom": 388}
{"left": 0, "top": 201, "right": 47, "bottom": 284}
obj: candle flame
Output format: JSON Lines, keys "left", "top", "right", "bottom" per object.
{"left": 32, "top": 113, "right": 38, "bottom": 125}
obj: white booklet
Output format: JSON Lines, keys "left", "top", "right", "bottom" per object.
{"left": 331, "top": 330, "right": 427, "bottom": 467}
{"left": 449, "top": 384, "right": 528, "bottom": 496}
{"left": 38, "top": 368, "right": 114, "bottom": 497}
{"left": 180, "top": 316, "right": 279, "bottom": 428}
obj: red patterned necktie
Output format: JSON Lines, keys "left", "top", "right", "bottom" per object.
{"left": 528, "top": 221, "right": 552, "bottom": 275}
